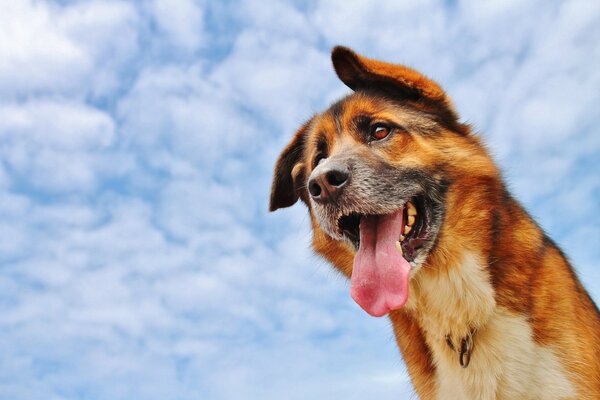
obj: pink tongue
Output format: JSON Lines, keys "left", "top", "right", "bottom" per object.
{"left": 350, "top": 208, "right": 411, "bottom": 317}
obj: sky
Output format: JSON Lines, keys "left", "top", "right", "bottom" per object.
{"left": 0, "top": 0, "right": 598, "bottom": 399}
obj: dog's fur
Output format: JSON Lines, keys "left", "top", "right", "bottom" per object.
{"left": 270, "top": 46, "right": 600, "bottom": 399}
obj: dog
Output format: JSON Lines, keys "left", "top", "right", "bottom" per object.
{"left": 269, "top": 46, "right": 600, "bottom": 399}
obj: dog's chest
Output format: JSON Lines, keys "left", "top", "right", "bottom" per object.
{"left": 407, "top": 253, "right": 576, "bottom": 400}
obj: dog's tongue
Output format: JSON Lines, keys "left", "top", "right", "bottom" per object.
{"left": 350, "top": 208, "right": 411, "bottom": 317}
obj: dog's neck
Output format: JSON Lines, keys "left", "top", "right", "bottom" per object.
{"left": 406, "top": 176, "right": 499, "bottom": 341}
{"left": 405, "top": 251, "right": 496, "bottom": 357}
{"left": 401, "top": 174, "right": 505, "bottom": 368}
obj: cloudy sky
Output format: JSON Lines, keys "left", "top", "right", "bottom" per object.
{"left": 0, "top": 0, "right": 598, "bottom": 399}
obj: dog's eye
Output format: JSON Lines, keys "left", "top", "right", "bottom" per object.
{"left": 314, "top": 153, "right": 326, "bottom": 168}
{"left": 370, "top": 124, "right": 391, "bottom": 141}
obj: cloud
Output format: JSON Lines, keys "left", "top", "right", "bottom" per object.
{"left": 149, "top": 0, "right": 205, "bottom": 51}
{"left": 0, "top": 1, "right": 598, "bottom": 399}
{"left": 211, "top": 31, "right": 334, "bottom": 130}
{"left": 0, "top": 0, "right": 139, "bottom": 99}
{"left": 118, "top": 63, "right": 260, "bottom": 168}
{"left": 0, "top": 99, "right": 116, "bottom": 192}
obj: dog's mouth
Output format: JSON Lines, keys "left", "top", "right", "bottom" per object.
{"left": 336, "top": 195, "right": 438, "bottom": 317}
{"left": 337, "top": 195, "right": 432, "bottom": 263}
{"left": 331, "top": 195, "right": 435, "bottom": 316}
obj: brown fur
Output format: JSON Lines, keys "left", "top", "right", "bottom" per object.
{"left": 270, "top": 46, "right": 600, "bottom": 399}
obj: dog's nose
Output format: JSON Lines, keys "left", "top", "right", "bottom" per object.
{"left": 308, "top": 163, "right": 350, "bottom": 204}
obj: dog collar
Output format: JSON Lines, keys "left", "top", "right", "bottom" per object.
{"left": 445, "top": 328, "right": 477, "bottom": 368}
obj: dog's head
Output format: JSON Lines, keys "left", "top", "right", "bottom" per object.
{"left": 270, "top": 47, "right": 491, "bottom": 316}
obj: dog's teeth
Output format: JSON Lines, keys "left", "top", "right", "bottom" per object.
{"left": 395, "top": 241, "right": 403, "bottom": 256}
{"left": 399, "top": 234, "right": 406, "bottom": 242}
{"left": 407, "top": 201, "right": 417, "bottom": 216}
{"left": 407, "top": 215, "right": 416, "bottom": 226}
{"left": 404, "top": 225, "right": 412, "bottom": 234}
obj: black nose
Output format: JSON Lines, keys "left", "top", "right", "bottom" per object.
{"left": 308, "top": 164, "right": 350, "bottom": 204}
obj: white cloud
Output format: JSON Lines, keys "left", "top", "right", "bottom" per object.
{"left": 211, "top": 31, "right": 335, "bottom": 131}
{"left": 0, "top": 0, "right": 139, "bottom": 99}
{"left": 234, "top": 0, "right": 319, "bottom": 42}
{"left": 149, "top": 0, "right": 205, "bottom": 51}
{"left": 0, "top": 1, "right": 598, "bottom": 399}
{"left": 0, "top": 100, "right": 116, "bottom": 192}
{"left": 118, "top": 63, "right": 260, "bottom": 168}
{"left": 0, "top": 100, "right": 115, "bottom": 149}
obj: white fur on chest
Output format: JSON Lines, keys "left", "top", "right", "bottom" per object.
{"left": 408, "top": 253, "right": 575, "bottom": 400}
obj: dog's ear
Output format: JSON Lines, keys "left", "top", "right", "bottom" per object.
{"left": 269, "top": 120, "right": 311, "bottom": 212}
{"left": 331, "top": 46, "right": 453, "bottom": 111}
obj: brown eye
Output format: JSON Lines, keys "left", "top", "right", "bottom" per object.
{"left": 314, "top": 153, "right": 326, "bottom": 168}
{"left": 370, "top": 124, "right": 391, "bottom": 141}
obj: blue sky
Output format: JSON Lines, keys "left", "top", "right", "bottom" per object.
{"left": 0, "top": 1, "right": 598, "bottom": 399}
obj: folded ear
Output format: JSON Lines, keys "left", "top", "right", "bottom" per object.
{"left": 331, "top": 46, "right": 454, "bottom": 112}
{"left": 269, "top": 119, "right": 312, "bottom": 212}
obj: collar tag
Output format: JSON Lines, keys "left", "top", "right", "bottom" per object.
{"left": 459, "top": 334, "right": 473, "bottom": 368}
{"left": 445, "top": 329, "right": 476, "bottom": 368}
